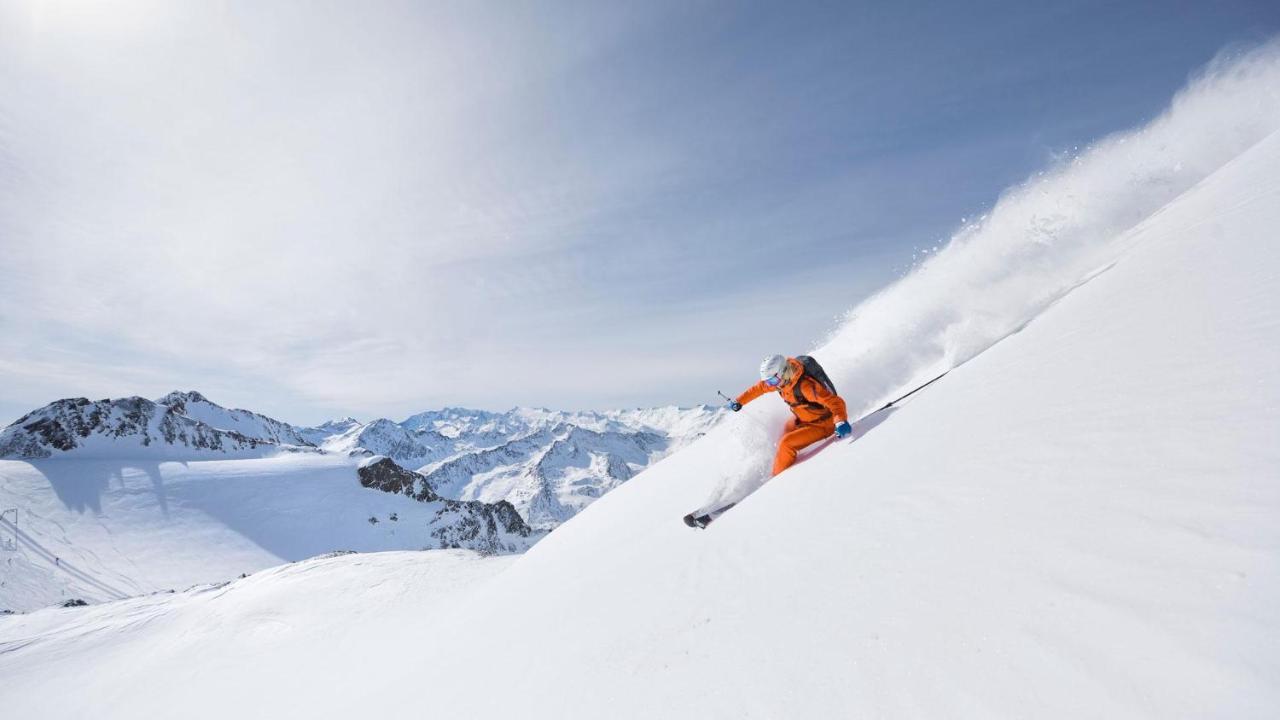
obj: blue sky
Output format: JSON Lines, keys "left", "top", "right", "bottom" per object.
{"left": 1, "top": 0, "right": 1277, "bottom": 426}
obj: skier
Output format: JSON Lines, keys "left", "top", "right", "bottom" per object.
{"left": 726, "top": 354, "right": 852, "bottom": 476}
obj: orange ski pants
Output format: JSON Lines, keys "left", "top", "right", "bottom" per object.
{"left": 772, "top": 417, "right": 834, "bottom": 476}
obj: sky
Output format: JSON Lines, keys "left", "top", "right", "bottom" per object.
{"left": 1, "top": 0, "right": 1278, "bottom": 426}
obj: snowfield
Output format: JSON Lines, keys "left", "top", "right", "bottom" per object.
{"left": 3, "top": 44, "right": 1280, "bottom": 720}
{"left": 0, "top": 454, "right": 538, "bottom": 611}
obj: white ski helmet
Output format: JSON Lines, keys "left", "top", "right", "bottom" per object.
{"left": 759, "top": 354, "right": 787, "bottom": 382}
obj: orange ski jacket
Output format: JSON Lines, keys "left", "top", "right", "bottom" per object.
{"left": 735, "top": 357, "right": 848, "bottom": 425}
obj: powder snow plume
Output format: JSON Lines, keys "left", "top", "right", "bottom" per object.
{"left": 822, "top": 39, "right": 1280, "bottom": 414}
{"left": 709, "top": 38, "right": 1280, "bottom": 499}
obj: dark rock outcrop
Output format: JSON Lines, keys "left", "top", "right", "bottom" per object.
{"left": 357, "top": 456, "right": 438, "bottom": 501}
{"left": 356, "top": 456, "right": 537, "bottom": 554}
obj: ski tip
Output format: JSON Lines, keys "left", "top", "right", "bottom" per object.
{"left": 682, "top": 513, "right": 710, "bottom": 530}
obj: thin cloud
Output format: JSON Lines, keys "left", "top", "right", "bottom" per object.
{"left": 2, "top": 2, "right": 1276, "bottom": 424}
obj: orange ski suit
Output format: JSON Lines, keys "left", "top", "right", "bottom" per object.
{"left": 736, "top": 357, "right": 849, "bottom": 476}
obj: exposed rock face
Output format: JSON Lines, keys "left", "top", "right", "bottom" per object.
{"left": 430, "top": 499, "right": 534, "bottom": 554}
{"left": 356, "top": 457, "right": 538, "bottom": 554}
{"left": 0, "top": 397, "right": 276, "bottom": 459}
{"left": 357, "top": 456, "right": 438, "bottom": 502}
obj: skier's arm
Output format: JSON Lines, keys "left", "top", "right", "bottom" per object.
{"left": 735, "top": 381, "right": 772, "bottom": 407}
{"left": 810, "top": 380, "right": 848, "bottom": 423}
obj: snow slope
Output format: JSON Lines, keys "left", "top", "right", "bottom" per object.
{"left": 0, "top": 454, "right": 537, "bottom": 611}
{"left": 3, "top": 43, "right": 1280, "bottom": 720}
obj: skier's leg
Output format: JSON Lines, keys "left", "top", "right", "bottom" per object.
{"left": 771, "top": 422, "right": 833, "bottom": 475}
{"left": 770, "top": 418, "right": 800, "bottom": 475}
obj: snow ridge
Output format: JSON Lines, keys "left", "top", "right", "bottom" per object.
{"left": 155, "top": 391, "right": 315, "bottom": 447}
{"left": 317, "top": 418, "right": 445, "bottom": 466}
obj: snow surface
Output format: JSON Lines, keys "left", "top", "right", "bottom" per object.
{"left": 0, "top": 454, "right": 536, "bottom": 611}
{"left": 3, "top": 43, "right": 1280, "bottom": 719}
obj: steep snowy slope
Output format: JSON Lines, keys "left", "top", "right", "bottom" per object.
{"left": 3, "top": 44, "right": 1279, "bottom": 720}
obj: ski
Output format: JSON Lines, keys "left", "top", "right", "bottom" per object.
{"left": 682, "top": 502, "right": 736, "bottom": 529}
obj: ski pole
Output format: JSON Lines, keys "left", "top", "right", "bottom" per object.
{"left": 854, "top": 370, "right": 950, "bottom": 424}
{"left": 716, "top": 390, "right": 735, "bottom": 404}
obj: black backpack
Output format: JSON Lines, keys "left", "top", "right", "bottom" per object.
{"left": 795, "top": 355, "right": 837, "bottom": 396}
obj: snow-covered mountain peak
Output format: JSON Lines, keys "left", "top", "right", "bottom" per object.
{"left": 316, "top": 417, "right": 442, "bottom": 466}
{"left": 155, "top": 389, "right": 209, "bottom": 406}
{"left": 0, "top": 396, "right": 286, "bottom": 460}
{"left": 295, "top": 417, "right": 362, "bottom": 445}
{"left": 153, "top": 391, "right": 314, "bottom": 448}
{"left": 399, "top": 407, "right": 506, "bottom": 438}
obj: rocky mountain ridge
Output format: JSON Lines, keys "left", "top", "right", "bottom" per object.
{"left": 156, "top": 391, "right": 314, "bottom": 447}
{"left": 0, "top": 396, "right": 294, "bottom": 460}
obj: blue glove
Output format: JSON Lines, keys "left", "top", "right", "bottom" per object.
{"left": 834, "top": 420, "right": 852, "bottom": 438}
{"left": 726, "top": 400, "right": 743, "bottom": 412}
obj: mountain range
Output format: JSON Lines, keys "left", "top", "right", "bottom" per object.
{"left": 0, "top": 390, "right": 723, "bottom": 532}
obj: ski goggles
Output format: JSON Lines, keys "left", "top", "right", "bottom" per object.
{"left": 764, "top": 373, "right": 783, "bottom": 387}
